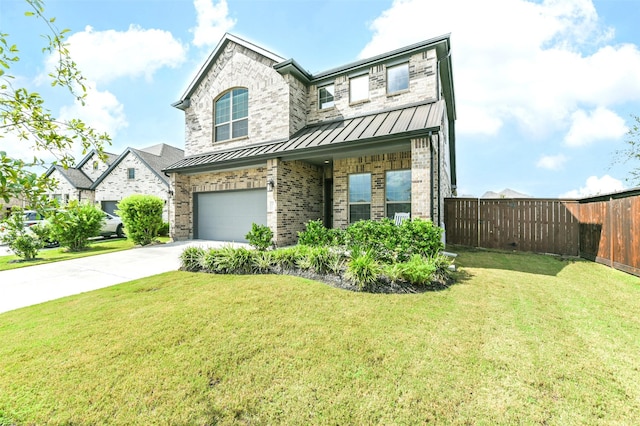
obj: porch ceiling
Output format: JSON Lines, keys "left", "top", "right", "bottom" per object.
{"left": 165, "top": 100, "right": 444, "bottom": 174}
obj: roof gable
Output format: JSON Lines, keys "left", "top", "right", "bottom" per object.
{"left": 173, "top": 33, "right": 286, "bottom": 110}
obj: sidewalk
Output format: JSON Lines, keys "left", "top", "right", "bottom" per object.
{"left": 0, "top": 240, "right": 242, "bottom": 314}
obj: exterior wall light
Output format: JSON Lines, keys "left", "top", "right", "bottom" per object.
{"left": 267, "top": 179, "right": 275, "bottom": 192}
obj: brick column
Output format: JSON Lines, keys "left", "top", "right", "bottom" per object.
{"left": 266, "top": 158, "right": 279, "bottom": 245}
{"left": 170, "top": 172, "right": 192, "bottom": 240}
{"left": 411, "top": 137, "right": 433, "bottom": 220}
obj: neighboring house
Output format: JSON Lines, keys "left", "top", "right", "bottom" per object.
{"left": 45, "top": 150, "right": 119, "bottom": 204}
{"left": 45, "top": 144, "right": 184, "bottom": 220}
{"left": 165, "top": 33, "right": 456, "bottom": 245}
{"left": 92, "top": 143, "right": 184, "bottom": 220}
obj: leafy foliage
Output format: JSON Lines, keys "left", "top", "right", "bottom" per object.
{"left": 615, "top": 114, "right": 640, "bottom": 184}
{"left": 345, "top": 249, "right": 381, "bottom": 290}
{"left": 297, "top": 219, "right": 344, "bottom": 247}
{"left": 245, "top": 223, "right": 273, "bottom": 251}
{"left": 0, "top": 209, "right": 45, "bottom": 259}
{"left": 48, "top": 201, "right": 104, "bottom": 251}
{"left": 0, "top": 0, "right": 110, "bottom": 208}
{"left": 179, "top": 246, "right": 205, "bottom": 272}
{"left": 115, "top": 195, "right": 163, "bottom": 246}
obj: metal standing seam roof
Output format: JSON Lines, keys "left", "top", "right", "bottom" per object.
{"left": 165, "top": 100, "right": 444, "bottom": 173}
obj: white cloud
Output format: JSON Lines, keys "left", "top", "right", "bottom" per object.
{"left": 536, "top": 154, "right": 567, "bottom": 170}
{"left": 360, "top": 0, "right": 640, "bottom": 138}
{"left": 53, "top": 25, "right": 188, "bottom": 85}
{"left": 58, "top": 81, "right": 128, "bottom": 139}
{"left": 560, "top": 174, "right": 625, "bottom": 198}
{"left": 564, "top": 107, "right": 628, "bottom": 146}
{"left": 190, "top": 0, "right": 236, "bottom": 48}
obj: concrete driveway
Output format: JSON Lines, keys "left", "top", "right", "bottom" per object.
{"left": 0, "top": 240, "right": 245, "bottom": 314}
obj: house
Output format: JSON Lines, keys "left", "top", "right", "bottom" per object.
{"left": 92, "top": 143, "right": 184, "bottom": 220}
{"left": 165, "top": 33, "right": 456, "bottom": 245}
{"left": 45, "top": 144, "right": 184, "bottom": 220}
{"left": 45, "top": 150, "right": 119, "bottom": 204}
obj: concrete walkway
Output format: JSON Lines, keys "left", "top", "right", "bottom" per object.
{"left": 0, "top": 240, "right": 244, "bottom": 314}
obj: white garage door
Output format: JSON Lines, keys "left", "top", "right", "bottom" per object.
{"left": 195, "top": 189, "right": 267, "bottom": 242}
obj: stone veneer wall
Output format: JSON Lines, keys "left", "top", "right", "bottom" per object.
{"left": 333, "top": 152, "right": 413, "bottom": 229}
{"left": 307, "top": 49, "right": 438, "bottom": 125}
{"left": 183, "top": 41, "right": 291, "bottom": 157}
{"left": 93, "top": 153, "right": 170, "bottom": 220}
{"left": 269, "top": 159, "right": 323, "bottom": 246}
{"left": 170, "top": 166, "right": 268, "bottom": 240}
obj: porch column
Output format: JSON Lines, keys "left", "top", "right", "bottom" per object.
{"left": 169, "top": 172, "right": 192, "bottom": 241}
{"left": 411, "top": 136, "right": 433, "bottom": 221}
{"left": 266, "top": 158, "right": 279, "bottom": 246}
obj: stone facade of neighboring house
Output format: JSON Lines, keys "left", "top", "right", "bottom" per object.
{"left": 166, "top": 33, "right": 456, "bottom": 246}
{"left": 45, "top": 144, "right": 184, "bottom": 221}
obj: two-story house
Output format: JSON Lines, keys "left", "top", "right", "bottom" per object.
{"left": 166, "top": 33, "right": 456, "bottom": 246}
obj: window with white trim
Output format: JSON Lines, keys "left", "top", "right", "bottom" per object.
{"left": 386, "top": 170, "right": 411, "bottom": 218}
{"left": 348, "top": 173, "right": 371, "bottom": 223}
{"left": 318, "top": 84, "right": 335, "bottom": 109}
{"left": 214, "top": 88, "right": 248, "bottom": 142}
{"left": 387, "top": 63, "right": 409, "bottom": 94}
{"left": 349, "top": 74, "right": 369, "bottom": 103}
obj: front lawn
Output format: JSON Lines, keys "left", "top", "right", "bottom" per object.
{"left": 0, "top": 237, "right": 171, "bottom": 271}
{"left": 1, "top": 248, "right": 639, "bottom": 424}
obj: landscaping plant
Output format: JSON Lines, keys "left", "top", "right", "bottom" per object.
{"left": 116, "top": 194, "right": 164, "bottom": 246}
{"left": 0, "top": 210, "right": 46, "bottom": 260}
{"left": 245, "top": 223, "right": 273, "bottom": 251}
{"left": 48, "top": 201, "right": 104, "bottom": 251}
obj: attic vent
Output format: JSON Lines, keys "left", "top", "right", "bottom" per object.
{"left": 423, "top": 51, "right": 429, "bottom": 59}
{"left": 375, "top": 64, "right": 384, "bottom": 73}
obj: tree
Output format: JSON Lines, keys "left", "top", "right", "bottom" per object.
{"left": 0, "top": 0, "right": 110, "bottom": 208}
{"left": 617, "top": 114, "right": 640, "bottom": 184}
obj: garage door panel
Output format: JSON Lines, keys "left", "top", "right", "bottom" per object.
{"left": 196, "top": 189, "right": 267, "bottom": 242}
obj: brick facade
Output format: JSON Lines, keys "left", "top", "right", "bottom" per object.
{"left": 170, "top": 34, "right": 455, "bottom": 244}
{"left": 93, "top": 153, "right": 171, "bottom": 220}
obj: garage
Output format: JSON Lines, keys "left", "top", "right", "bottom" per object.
{"left": 195, "top": 189, "right": 267, "bottom": 242}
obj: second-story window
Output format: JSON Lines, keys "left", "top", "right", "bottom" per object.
{"left": 387, "top": 63, "right": 409, "bottom": 94}
{"left": 215, "top": 88, "right": 248, "bottom": 142}
{"left": 318, "top": 84, "right": 335, "bottom": 109}
{"left": 350, "top": 74, "right": 369, "bottom": 103}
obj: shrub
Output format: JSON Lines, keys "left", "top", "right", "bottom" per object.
{"left": 48, "top": 201, "right": 104, "bottom": 251}
{"left": 213, "top": 245, "right": 255, "bottom": 274}
{"left": 271, "top": 246, "right": 301, "bottom": 271}
{"left": 345, "top": 218, "right": 398, "bottom": 263}
{"left": 253, "top": 251, "right": 274, "bottom": 273}
{"left": 0, "top": 210, "right": 45, "bottom": 260}
{"left": 345, "top": 250, "right": 381, "bottom": 290}
{"left": 158, "top": 222, "right": 170, "bottom": 237}
{"left": 297, "top": 219, "right": 344, "bottom": 247}
{"left": 116, "top": 195, "right": 164, "bottom": 246}
{"left": 180, "top": 246, "right": 205, "bottom": 272}
{"left": 392, "top": 254, "right": 437, "bottom": 286}
{"left": 245, "top": 223, "right": 273, "bottom": 251}
{"left": 397, "top": 218, "right": 443, "bottom": 261}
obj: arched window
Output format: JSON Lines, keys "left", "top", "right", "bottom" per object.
{"left": 214, "top": 88, "right": 248, "bottom": 142}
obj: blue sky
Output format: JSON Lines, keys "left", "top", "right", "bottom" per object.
{"left": 2, "top": 0, "right": 640, "bottom": 198}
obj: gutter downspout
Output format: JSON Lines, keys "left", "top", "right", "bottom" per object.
{"left": 429, "top": 133, "right": 435, "bottom": 223}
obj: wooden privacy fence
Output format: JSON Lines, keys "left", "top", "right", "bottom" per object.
{"left": 444, "top": 190, "right": 640, "bottom": 277}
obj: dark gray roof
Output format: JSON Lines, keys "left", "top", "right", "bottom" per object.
{"left": 165, "top": 100, "right": 444, "bottom": 173}
{"left": 51, "top": 165, "right": 93, "bottom": 189}
{"left": 91, "top": 143, "right": 184, "bottom": 189}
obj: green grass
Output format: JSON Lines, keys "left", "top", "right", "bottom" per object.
{"left": 0, "top": 237, "right": 171, "bottom": 271}
{"left": 1, "top": 248, "right": 639, "bottom": 424}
